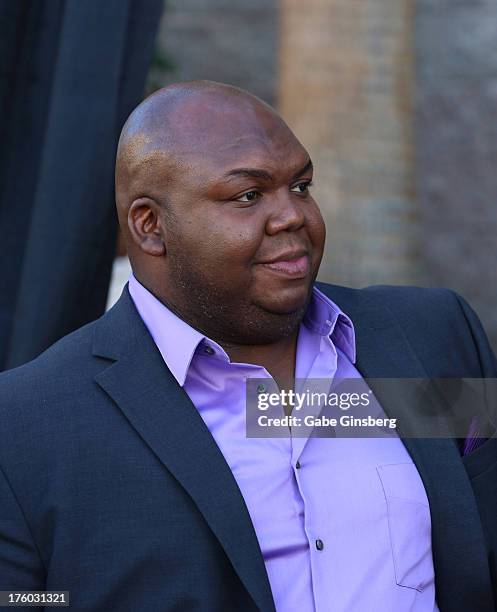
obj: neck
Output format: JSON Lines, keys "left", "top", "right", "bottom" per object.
{"left": 131, "top": 270, "right": 304, "bottom": 384}
{"left": 220, "top": 329, "right": 300, "bottom": 391}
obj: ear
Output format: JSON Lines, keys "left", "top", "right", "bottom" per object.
{"left": 127, "top": 197, "right": 166, "bottom": 256}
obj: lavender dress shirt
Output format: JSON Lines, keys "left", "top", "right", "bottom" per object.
{"left": 129, "top": 274, "right": 439, "bottom": 611}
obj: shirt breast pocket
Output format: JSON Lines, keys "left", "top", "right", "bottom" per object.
{"left": 376, "top": 462, "right": 435, "bottom": 592}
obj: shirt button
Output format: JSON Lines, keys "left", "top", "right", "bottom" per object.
{"left": 204, "top": 346, "right": 215, "bottom": 355}
{"left": 257, "top": 384, "right": 266, "bottom": 394}
{"left": 295, "top": 460, "right": 301, "bottom": 469}
{"left": 315, "top": 539, "right": 324, "bottom": 551}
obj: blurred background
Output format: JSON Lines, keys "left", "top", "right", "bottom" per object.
{"left": 1, "top": 0, "right": 496, "bottom": 371}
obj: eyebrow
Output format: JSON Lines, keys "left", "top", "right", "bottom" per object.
{"left": 222, "top": 158, "right": 313, "bottom": 183}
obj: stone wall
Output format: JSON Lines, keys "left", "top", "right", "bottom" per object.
{"left": 414, "top": 0, "right": 497, "bottom": 348}
{"left": 151, "top": 0, "right": 278, "bottom": 105}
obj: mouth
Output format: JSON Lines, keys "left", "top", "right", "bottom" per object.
{"left": 256, "top": 251, "right": 310, "bottom": 279}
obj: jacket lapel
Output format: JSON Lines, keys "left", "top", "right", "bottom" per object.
{"left": 93, "top": 287, "right": 276, "bottom": 612}
{"left": 318, "top": 282, "right": 495, "bottom": 611}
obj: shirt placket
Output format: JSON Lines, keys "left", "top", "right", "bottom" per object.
{"left": 289, "top": 332, "right": 339, "bottom": 610}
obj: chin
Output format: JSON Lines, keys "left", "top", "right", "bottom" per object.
{"left": 258, "top": 284, "right": 312, "bottom": 315}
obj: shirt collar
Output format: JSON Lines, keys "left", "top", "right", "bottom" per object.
{"left": 303, "top": 286, "right": 356, "bottom": 364}
{"left": 129, "top": 274, "right": 206, "bottom": 386}
{"left": 128, "top": 273, "right": 357, "bottom": 387}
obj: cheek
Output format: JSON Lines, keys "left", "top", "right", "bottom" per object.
{"left": 306, "top": 204, "right": 326, "bottom": 250}
{"left": 177, "top": 211, "right": 264, "bottom": 272}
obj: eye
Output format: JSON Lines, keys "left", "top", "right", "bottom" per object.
{"left": 291, "top": 180, "right": 313, "bottom": 194}
{"left": 235, "top": 190, "right": 260, "bottom": 202}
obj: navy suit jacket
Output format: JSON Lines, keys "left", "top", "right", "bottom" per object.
{"left": 0, "top": 282, "right": 496, "bottom": 611}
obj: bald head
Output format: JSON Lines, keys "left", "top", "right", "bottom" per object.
{"left": 115, "top": 80, "right": 284, "bottom": 225}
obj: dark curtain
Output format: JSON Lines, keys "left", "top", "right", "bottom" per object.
{"left": 0, "top": 0, "right": 163, "bottom": 370}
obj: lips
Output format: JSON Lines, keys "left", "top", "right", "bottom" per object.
{"left": 257, "top": 252, "right": 310, "bottom": 278}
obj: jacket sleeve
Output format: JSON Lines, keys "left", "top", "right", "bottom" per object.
{"left": 0, "top": 462, "right": 45, "bottom": 595}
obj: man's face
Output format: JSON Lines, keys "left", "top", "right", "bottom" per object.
{"left": 158, "top": 99, "right": 326, "bottom": 343}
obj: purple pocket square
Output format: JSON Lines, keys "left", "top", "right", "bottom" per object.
{"left": 462, "top": 416, "right": 489, "bottom": 456}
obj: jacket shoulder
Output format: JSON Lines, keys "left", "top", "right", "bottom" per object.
{"left": 0, "top": 318, "right": 100, "bottom": 412}
{"left": 316, "top": 280, "right": 459, "bottom": 317}
{"left": 317, "top": 281, "right": 495, "bottom": 377}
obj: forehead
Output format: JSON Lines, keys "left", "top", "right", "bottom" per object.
{"left": 167, "top": 97, "right": 309, "bottom": 182}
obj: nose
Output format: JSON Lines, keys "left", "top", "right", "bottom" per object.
{"left": 265, "top": 190, "right": 306, "bottom": 235}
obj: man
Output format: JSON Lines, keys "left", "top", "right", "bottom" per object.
{"left": 0, "top": 81, "right": 496, "bottom": 611}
